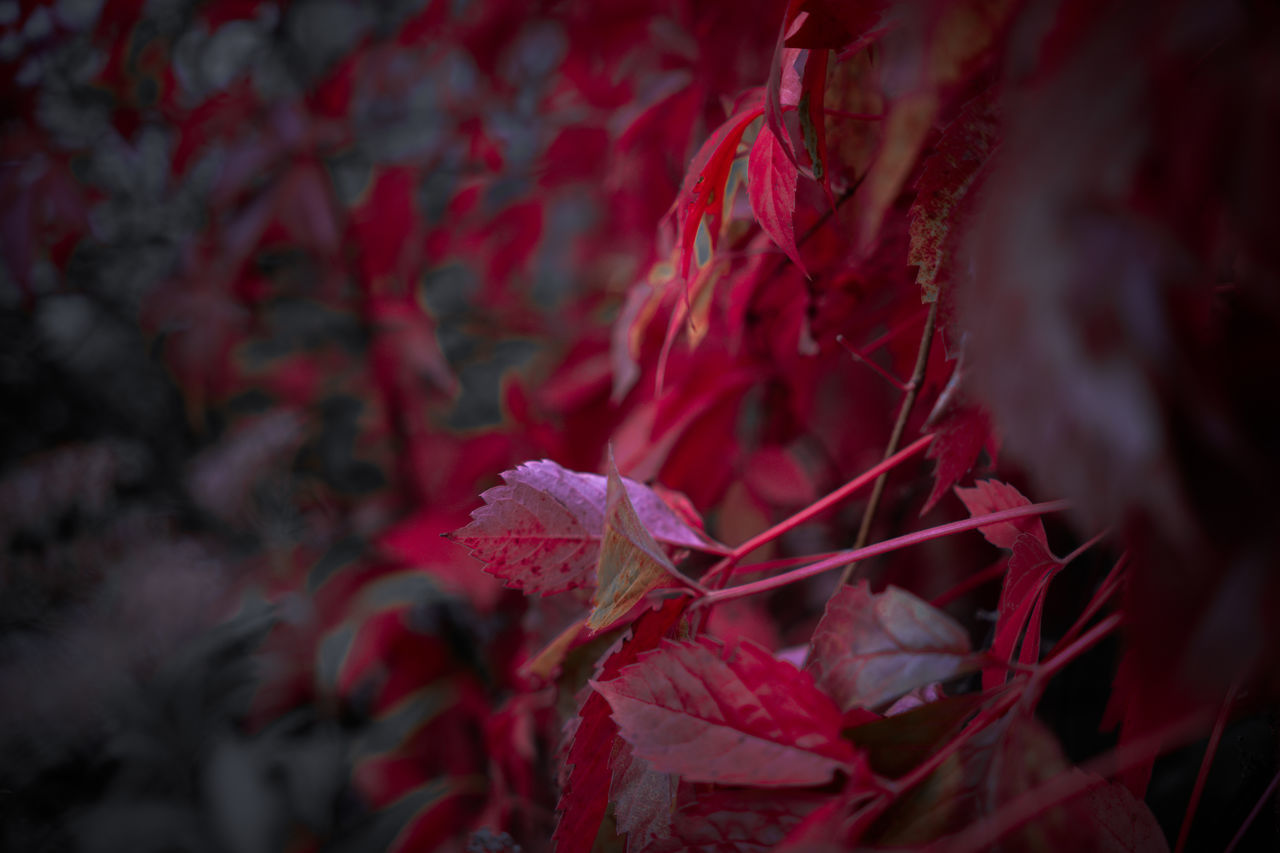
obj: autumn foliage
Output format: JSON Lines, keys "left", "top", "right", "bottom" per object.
{"left": 4, "top": 0, "right": 1280, "bottom": 851}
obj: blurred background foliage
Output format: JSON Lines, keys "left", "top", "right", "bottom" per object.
{"left": 0, "top": 0, "right": 778, "bottom": 850}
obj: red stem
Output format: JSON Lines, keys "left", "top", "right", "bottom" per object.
{"left": 700, "top": 500, "right": 1071, "bottom": 605}
{"left": 1175, "top": 680, "right": 1240, "bottom": 853}
{"left": 1034, "top": 612, "right": 1121, "bottom": 684}
{"left": 1052, "top": 552, "right": 1127, "bottom": 652}
{"left": 701, "top": 433, "right": 935, "bottom": 586}
{"left": 930, "top": 559, "right": 1007, "bottom": 609}
{"left": 836, "top": 333, "right": 908, "bottom": 389}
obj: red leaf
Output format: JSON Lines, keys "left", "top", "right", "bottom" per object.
{"left": 594, "top": 637, "right": 857, "bottom": 787}
{"left": 448, "top": 460, "right": 711, "bottom": 596}
{"left": 908, "top": 89, "right": 999, "bottom": 302}
{"left": 806, "top": 582, "right": 979, "bottom": 712}
{"left": 923, "top": 401, "right": 997, "bottom": 514}
{"left": 553, "top": 600, "right": 688, "bottom": 853}
{"left": 747, "top": 125, "right": 807, "bottom": 274}
{"left": 954, "top": 478, "right": 1049, "bottom": 551}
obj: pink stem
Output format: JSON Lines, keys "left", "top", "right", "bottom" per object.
{"left": 701, "top": 433, "right": 935, "bottom": 586}
{"left": 1052, "top": 553, "right": 1127, "bottom": 651}
{"left": 702, "top": 500, "right": 1072, "bottom": 605}
{"left": 930, "top": 559, "right": 1007, "bottom": 609}
{"left": 1224, "top": 767, "right": 1280, "bottom": 853}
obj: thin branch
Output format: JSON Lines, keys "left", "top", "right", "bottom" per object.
{"left": 701, "top": 433, "right": 935, "bottom": 587}
{"left": 1224, "top": 766, "right": 1280, "bottom": 853}
{"left": 837, "top": 333, "right": 909, "bottom": 390}
{"left": 1052, "top": 552, "right": 1128, "bottom": 652}
{"left": 1175, "top": 679, "right": 1241, "bottom": 853}
{"left": 837, "top": 300, "right": 939, "bottom": 587}
{"left": 699, "top": 500, "right": 1071, "bottom": 606}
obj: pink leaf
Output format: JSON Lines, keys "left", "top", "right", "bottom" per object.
{"left": 594, "top": 637, "right": 857, "bottom": 787}
{"left": 447, "top": 460, "right": 711, "bottom": 596}
{"left": 806, "top": 582, "right": 979, "bottom": 711}
{"left": 748, "top": 127, "right": 807, "bottom": 274}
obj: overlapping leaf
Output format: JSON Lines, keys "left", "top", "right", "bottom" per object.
{"left": 806, "top": 582, "right": 980, "bottom": 711}
{"left": 587, "top": 455, "right": 685, "bottom": 631}
{"left": 594, "top": 637, "right": 858, "bottom": 787}
{"left": 448, "top": 460, "right": 711, "bottom": 596}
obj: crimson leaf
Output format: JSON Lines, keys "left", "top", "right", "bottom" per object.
{"left": 594, "top": 637, "right": 857, "bottom": 787}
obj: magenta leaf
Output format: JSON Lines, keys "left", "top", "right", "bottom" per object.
{"left": 806, "top": 582, "right": 979, "bottom": 711}
{"left": 594, "top": 637, "right": 857, "bottom": 787}
{"left": 747, "top": 125, "right": 807, "bottom": 274}
{"left": 448, "top": 460, "right": 712, "bottom": 596}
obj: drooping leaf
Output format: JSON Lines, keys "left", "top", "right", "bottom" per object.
{"left": 983, "top": 533, "right": 1063, "bottom": 689}
{"left": 447, "top": 460, "right": 712, "bottom": 596}
{"left": 908, "top": 89, "right": 999, "bottom": 302}
{"left": 587, "top": 455, "right": 685, "bottom": 632}
{"left": 674, "top": 96, "right": 766, "bottom": 278}
{"left": 954, "top": 478, "right": 1049, "bottom": 550}
{"left": 553, "top": 600, "right": 688, "bottom": 853}
{"left": 806, "top": 582, "right": 980, "bottom": 711}
{"left": 594, "top": 637, "right": 858, "bottom": 787}
{"left": 747, "top": 125, "right": 807, "bottom": 274}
